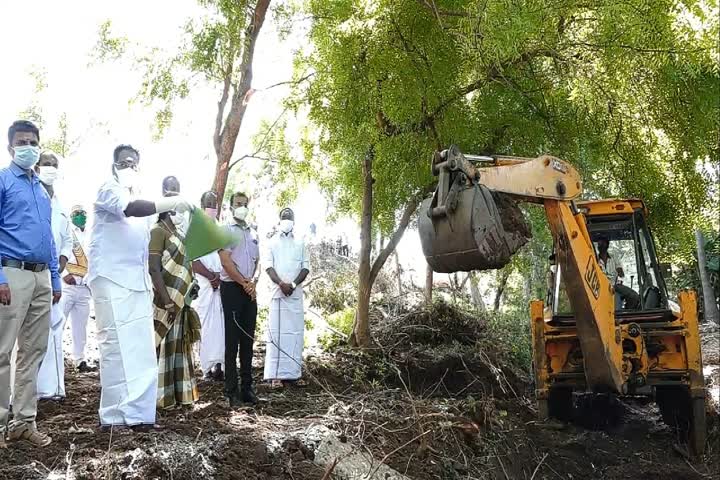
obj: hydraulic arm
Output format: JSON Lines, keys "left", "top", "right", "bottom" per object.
{"left": 420, "top": 145, "right": 623, "bottom": 393}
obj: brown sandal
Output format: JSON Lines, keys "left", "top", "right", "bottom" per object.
{"left": 8, "top": 425, "right": 52, "bottom": 447}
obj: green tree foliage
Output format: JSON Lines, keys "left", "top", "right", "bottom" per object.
{"left": 296, "top": 0, "right": 718, "bottom": 250}
{"left": 292, "top": 0, "right": 718, "bottom": 343}
{"left": 92, "top": 1, "right": 273, "bottom": 202}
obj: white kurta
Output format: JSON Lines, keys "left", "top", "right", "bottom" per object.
{"left": 262, "top": 232, "right": 309, "bottom": 380}
{"left": 63, "top": 226, "right": 92, "bottom": 364}
{"left": 195, "top": 251, "right": 225, "bottom": 374}
{"left": 88, "top": 179, "right": 157, "bottom": 426}
{"left": 37, "top": 195, "right": 73, "bottom": 399}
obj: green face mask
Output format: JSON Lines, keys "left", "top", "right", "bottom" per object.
{"left": 71, "top": 213, "right": 87, "bottom": 228}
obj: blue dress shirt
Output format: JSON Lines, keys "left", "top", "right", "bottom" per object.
{"left": 0, "top": 162, "right": 61, "bottom": 291}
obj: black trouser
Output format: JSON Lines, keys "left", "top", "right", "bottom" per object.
{"left": 220, "top": 281, "right": 257, "bottom": 396}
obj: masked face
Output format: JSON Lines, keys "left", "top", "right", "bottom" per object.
{"left": 12, "top": 145, "right": 41, "bottom": 170}
{"left": 71, "top": 212, "right": 87, "bottom": 229}
{"left": 37, "top": 165, "right": 59, "bottom": 185}
{"left": 204, "top": 207, "right": 218, "bottom": 219}
{"left": 279, "top": 219, "right": 294, "bottom": 233}
{"left": 170, "top": 212, "right": 184, "bottom": 226}
{"left": 115, "top": 166, "right": 139, "bottom": 189}
{"left": 233, "top": 206, "right": 249, "bottom": 222}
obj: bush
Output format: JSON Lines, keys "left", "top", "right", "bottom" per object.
{"left": 480, "top": 311, "right": 532, "bottom": 374}
{"left": 319, "top": 307, "right": 355, "bottom": 351}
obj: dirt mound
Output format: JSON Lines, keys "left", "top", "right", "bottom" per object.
{"left": 374, "top": 300, "right": 486, "bottom": 348}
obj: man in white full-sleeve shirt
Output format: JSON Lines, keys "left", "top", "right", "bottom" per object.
{"left": 34, "top": 151, "right": 72, "bottom": 400}
{"left": 262, "top": 208, "right": 310, "bottom": 387}
{"left": 62, "top": 204, "right": 93, "bottom": 372}
{"left": 87, "top": 144, "right": 192, "bottom": 428}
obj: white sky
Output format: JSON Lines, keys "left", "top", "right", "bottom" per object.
{"left": 0, "top": 0, "right": 444, "bottom": 290}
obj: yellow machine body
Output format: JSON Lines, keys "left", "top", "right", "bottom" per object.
{"left": 419, "top": 147, "right": 706, "bottom": 455}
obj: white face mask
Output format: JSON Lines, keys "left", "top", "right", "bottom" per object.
{"left": 279, "top": 219, "right": 294, "bottom": 233}
{"left": 170, "top": 212, "right": 189, "bottom": 236}
{"left": 115, "top": 167, "right": 139, "bottom": 189}
{"left": 233, "top": 206, "right": 249, "bottom": 222}
{"left": 37, "top": 166, "right": 59, "bottom": 185}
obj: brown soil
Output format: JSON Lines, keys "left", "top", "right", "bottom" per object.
{"left": 1, "top": 316, "right": 718, "bottom": 479}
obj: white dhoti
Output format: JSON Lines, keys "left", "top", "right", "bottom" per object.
{"left": 62, "top": 285, "right": 92, "bottom": 364}
{"left": 90, "top": 276, "right": 157, "bottom": 426}
{"left": 264, "top": 295, "right": 305, "bottom": 380}
{"left": 37, "top": 302, "right": 67, "bottom": 399}
{"left": 195, "top": 278, "right": 225, "bottom": 374}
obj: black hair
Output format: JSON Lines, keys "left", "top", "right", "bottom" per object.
{"left": 162, "top": 176, "right": 180, "bottom": 194}
{"left": 200, "top": 190, "right": 218, "bottom": 206}
{"left": 231, "top": 191, "right": 249, "bottom": 204}
{"left": 113, "top": 144, "right": 139, "bottom": 162}
{"left": 8, "top": 120, "right": 40, "bottom": 145}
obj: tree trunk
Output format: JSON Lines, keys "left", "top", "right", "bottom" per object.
{"left": 352, "top": 162, "right": 426, "bottom": 347}
{"left": 468, "top": 272, "right": 486, "bottom": 312}
{"left": 395, "top": 250, "right": 402, "bottom": 297}
{"left": 425, "top": 263, "right": 433, "bottom": 305}
{"left": 493, "top": 269, "right": 511, "bottom": 312}
{"left": 211, "top": 0, "right": 272, "bottom": 202}
{"left": 351, "top": 149, "right": 375, "bottom": 348}
{"left": 696, "top": 230, "right": 720, "bottom": 325}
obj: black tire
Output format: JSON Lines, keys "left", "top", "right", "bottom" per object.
{"left": 655, "top": 386, "right": 706, "bottom": 456}
{"left": 656, "top": 386, "right": 690, "bottom": 431}
{"left": 547, "top": 387, "right": 574, "bottom": 421}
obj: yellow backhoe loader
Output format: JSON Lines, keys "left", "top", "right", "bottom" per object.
{"left": 418, "top": 145, "right": 706, "bottom": 455}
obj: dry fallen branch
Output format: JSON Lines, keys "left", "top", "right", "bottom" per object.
{"left": 530, "top": 452, "right": 549, "bottom": 480}
{"left": 321, "top": 457, "right": 339, "bottom": 480}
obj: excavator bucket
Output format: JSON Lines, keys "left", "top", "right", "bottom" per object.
{"left": 419, "top": 183, "right": 530, "bottom": 273}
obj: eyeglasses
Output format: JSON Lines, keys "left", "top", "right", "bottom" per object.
{"left": 14, "top": 139, "right": 40, "bottom": 147}
{"left": 115, "top": 159, "right": 137, "bottom": 169}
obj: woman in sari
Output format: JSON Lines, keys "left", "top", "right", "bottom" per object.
{"left": 148, "top": 177, "right": 201, "bottom": 409}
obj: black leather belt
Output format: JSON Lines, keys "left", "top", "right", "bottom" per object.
{"left": 1, "top": 259, "right": 49, "bottom": 272}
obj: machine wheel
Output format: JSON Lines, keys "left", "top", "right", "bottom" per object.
{"left": 547, "top": 387, "right": 574, "bottom": 422}
{"left": 656, "top": 387, "right": 706, "bottom": 456}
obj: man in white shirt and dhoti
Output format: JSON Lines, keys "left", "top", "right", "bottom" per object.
{"left": 34, "top": 151, "right": 73, "bottom": 400}
{"left": 192, "top": 191, "right": 226, "bottom": 381}
{"left": 87, "top": 144, "right": 191, "bottom": 428}
{"left": 263, "top": 208, "right": 310, "bottom": 388}
{"left": 63, "top": 205, "right": 93, "bottom": 372}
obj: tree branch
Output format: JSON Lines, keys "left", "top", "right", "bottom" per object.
{"left": 369, "top": 184, "right": 434, "bottom": 286}
{"left": 219, "top": 0, "right": 271, "bottom": 149}
{"left": 227, "top": 105, "right": 288, "bottom": 171}
{"left": 260, "top": 71, "right": 315, "bottom": 91}
{"left": 214, "top": 71, "right": 232, "bottom": 155}
{"left": 376, "top": 47, "right": 559, "bottom": 138}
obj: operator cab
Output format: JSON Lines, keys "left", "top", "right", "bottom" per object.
{"left": 547, "top": 199, "right": 671, "bottom": 320}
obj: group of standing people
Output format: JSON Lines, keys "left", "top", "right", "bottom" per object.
{"left": 0, "top": 119, "right": 311, "bottom": 447}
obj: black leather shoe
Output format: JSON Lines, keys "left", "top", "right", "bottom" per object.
{"left": 77, "top": 361, "right": 95, "bottom": 373}
{"left": 227, "top": 392, "right": 244, "bottom": 408}
{"left": 240, "top": 385, "right": 258, "bottom": 405}
{"left": 211, "top": 364, "right": 224, "bottom": 381}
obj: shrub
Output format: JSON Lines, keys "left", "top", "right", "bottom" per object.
{"left": 319, "top": 307, "right": 355, "bottom": 350}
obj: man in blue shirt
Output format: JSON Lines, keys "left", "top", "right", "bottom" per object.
{"left": 0, "top": 120, "right": 61, "bottom": 448}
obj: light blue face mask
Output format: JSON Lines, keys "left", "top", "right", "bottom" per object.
{"left": 12, "top": 145, "right": 40, "bottom": 170}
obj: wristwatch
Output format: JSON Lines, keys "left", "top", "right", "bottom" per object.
{"left": 291, "top": 281, "right": 297, "bottom": 289}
